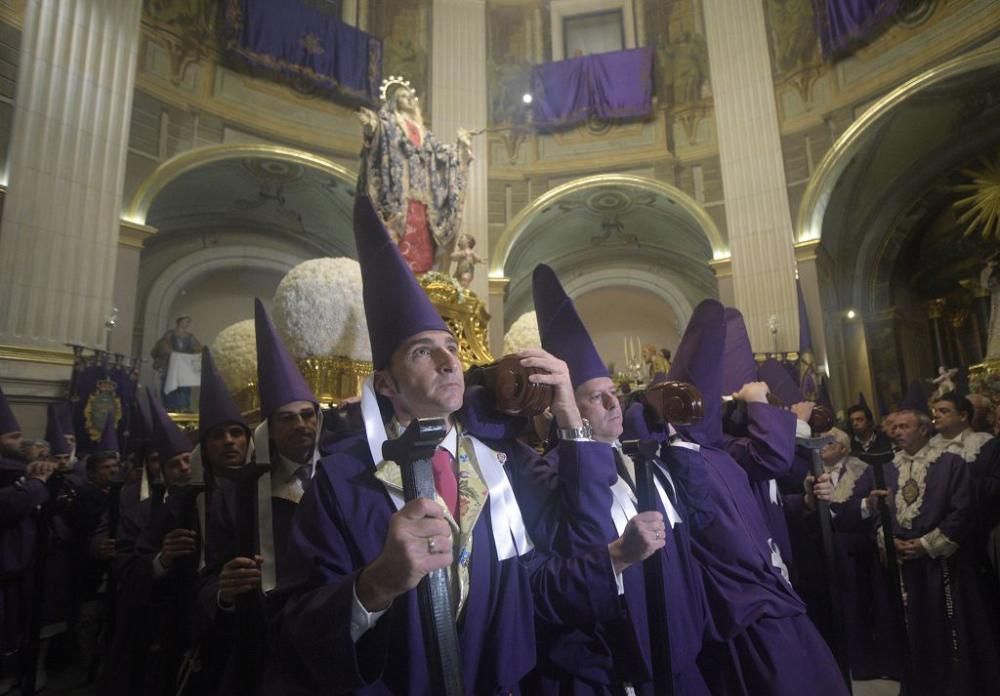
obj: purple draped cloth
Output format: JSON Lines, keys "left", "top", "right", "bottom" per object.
{"left": 225, "top": 0, "right": 382, "bottom": 104}
{"left": 814, "top": 0, "right": 901, "bottom": 58}
{"left": 532, "top": 47, "right": 653, "bottom": 129}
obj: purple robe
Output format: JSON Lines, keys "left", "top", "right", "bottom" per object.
{"left": 723, "top": 403, "right": 797, "bottom": 581}
{"left": 263, "top": 416, "right": 623, "bottom": 694}
{"left": 100, "top": 488, "right": 202, "bottom": 696}
{"left": 525, "top": 443, "right": 711, "bottom": 695}
{"left": 837, "top": 449, "right": 1000, "bottom": 695}
{"left": 0, "top": 457, "right": 49, "bottom": 654}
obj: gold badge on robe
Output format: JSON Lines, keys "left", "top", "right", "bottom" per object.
{"left": 901, "top": 478, "right": 920, "bottom": 506}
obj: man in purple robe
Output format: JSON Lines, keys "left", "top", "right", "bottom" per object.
{"left": 0, "top": 387, "right": 58, "bottom": 694}
{"left": 99, "top": 396, "right": 200, "bottom": 696}
{"left": 835, "top": 388, "right": 1000, "bottom": 696}
{"left": 625, "top": 299, "right": 847, "bottom": 696}
{"left": 529, "top": 263, "right": 710, "bottom": 695}
{"left": 264, "top": 197, "right": 653, "bottom": 695}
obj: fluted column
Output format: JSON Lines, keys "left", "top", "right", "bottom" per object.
{"left": 702, "top": 0, "right": 799, "bottom": 351}
{"left": 431, "top": 0, "right": 488, "bottom": 303}
{"left": 0, "top": 0, "right": 143, "bottom": 350}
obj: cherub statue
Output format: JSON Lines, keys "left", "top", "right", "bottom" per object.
{"left": 929, "top": 365, "right": 959, "bottom": 401}
{"left": 450, "top": 233, "right": 484, "bottom": 289}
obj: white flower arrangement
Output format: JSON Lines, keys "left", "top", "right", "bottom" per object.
{"left": 503, "top": 311, "right": 541, "bottom": 355}
{"left": 271, "top": 257, "right": 372, "bottom": 361}
{"left": 211, "top": 319, "right": 258, "bottom": 394}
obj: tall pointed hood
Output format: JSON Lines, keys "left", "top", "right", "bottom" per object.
{"left": 199, "top": 347, "right": 248, "bottom": 440}
{"left": 353, "top": 195, "right": 449, "bottom": 369}
{"left": 53, "top": 401, "right": 74, "bottom": 440}
{"left": 254, "top": 298, "right": 317, "bottom": 419}
{"left": 0, "top": 385, "right": 20, "bottom": 435}
{"left": 797, "top": 279, "right": 813, "bottom": 354}
{"left": 45, "top": 404, "right": 71, "bottom": 456}
{"left": 858, "top": 392, "right": 870, "bottom": 413}
{"left": 722, "top": 307, "right": 758, "bottom": 396}
{"left": 666, "top": 299, "right": 725, "bottom": 446}
{"left": 148, "top": 392, "right": 192, "bottom": 463}
{"left": 532, "top": 264, "right": 607, "bottom": 388}
{"left": 96, "top": 413, "right": 119, "bottom": 453}
{"left": 897, "top": 380, "right": 929, "bottom": 415}
{"left": 758, "top": 358, "right": 804, "bottom": 405}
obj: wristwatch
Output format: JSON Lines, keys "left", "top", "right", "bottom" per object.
{"left": 557, "top": 419, "right": 592, "bottom": 441}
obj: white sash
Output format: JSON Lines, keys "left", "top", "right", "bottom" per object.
{"left": 360, "top": 377, "right": 534, "bottom": 561}
{"left": 609, "top": 477, "right": 638, "bottom": 537}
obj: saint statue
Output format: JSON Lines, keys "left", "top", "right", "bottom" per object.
{"left": 929, "top": 365, "right": 958, "bottom": 401}
{"left": 358, "top": 77, "right": 474, "bottom": 274}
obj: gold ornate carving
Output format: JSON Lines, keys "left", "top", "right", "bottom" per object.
{"left": 419, "top": 274, "right": 494, "bottom": 368}
{"left": 953, "top": 154, "right": 1000, "bottom": 242}
{"left": 296, "top": 356, "right": 373, "bottom": 405}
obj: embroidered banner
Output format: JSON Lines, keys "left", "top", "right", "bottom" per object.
{"left": 225, "top": 0, "right": 382, "bottom": 104}
{"left": 69, "top": 348, "right": 140, "bottom": 452}
{"left": 531, "top": 47, "right": 653, "bottom": 129}
{"left": 813, "top": 0, "right": 901, "bottom": 58}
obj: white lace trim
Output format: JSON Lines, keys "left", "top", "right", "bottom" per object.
{"left": 929, "top": 430, "right": 993, "bottom": 463}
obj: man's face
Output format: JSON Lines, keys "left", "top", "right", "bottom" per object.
{"left": 146, "top": 450, "right": 161, "bottom": 479}
{"left": 890, "top": 412, "right": 928, "bottom": 454}
{"left": 21, "top": 440, "right": 43, "bottom": 461}
{"left": 820, "top": 440, "right": 847, "bottom": 465}
{"left": 64, "top": 433, "right": 76, "bottom": 450}
{"left": 932, "top": 400, "right": 967, "bottom": 438}
{"left": 270, "top": 401, "right": 318, "bottom": 463}
{"left": 575, "top": 377, "right": 622, "bottom": 444}
{"left": 91, "top": 456, "right": 119, "bottom": 487}
{"left": 848, "top": 411, "right": 872, "bottom": 437}
{"left": 376, "top": 331, "right": 464, "bottom": 425}
{"left": 163, "top": 452, "right": 192, "bottom": 486}
{"left": 203, "top": 423, "right": 249, "bottom": 469}
{"left": 52, "top": 454, "right": 72, "bottom": 471}
{"left": 0, "top": 431, "right": 22, "bottom": 458}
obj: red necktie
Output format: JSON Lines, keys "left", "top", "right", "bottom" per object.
{"left": 431, "top": 448, "right": 459, "bottom": 519}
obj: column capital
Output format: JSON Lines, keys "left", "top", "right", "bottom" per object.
{"left": 119, "top": 219, "right": 158, "bottom": 249}
{"left": 488, "top": 276, "right": 511, "bottom": 296}
{"left": 708, "top": 255, "right": 732, "bottom": 279}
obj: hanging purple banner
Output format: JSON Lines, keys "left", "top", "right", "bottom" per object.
{"left": 69, "top": 349, "right": 139, "bottom": 453}
{"left": 225, "top": 0, "right": 382, "bottom": 104}
{"left": 814, "top": 0, "right": 901, "bottom": 58}
{"left": 532, "top": 47, "right": 653, "bottom": 129}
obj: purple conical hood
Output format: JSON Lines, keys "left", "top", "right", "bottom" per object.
{"left": 148, "top": 391, "right": 192, "bottom": 463}
{"left": 666, "top": 299, "right": 725, "bottom": 445}
{"left": 354, "top": 195, "right": 449, "bottom": 369}
{"left": 96, "top": 413, "right": 119, "bottom": 453}
{"left": 818, "top": 376, "right": 834, "bottom": 413}
{"left": 858, "top": 392, "right": 870, "bottom": 412}
{"left": 897, "top": 380, "right": 929, "bottom": 415}
{"left": 54, "top": 401, "right": 74, "bottom": 439}
{"left": 0, "top": 385, "right": 20, "bottom": 435}
{"left": 254, "top": 298, "right": 317, "bottom": 419}
{"left": 722, "top": 307, "right": 758, "bottom": 396}
{"left": 797, "top": 280, "right": 813, "bottom": 354}
{"left": 199, "top": 347, "right": 248, "bottom": 440}
{"left": 532, "top": 264, "right": 607, "bottom": 388}
{"left": 45, "top": 404, "right": 71, "bottom": 456}
{"left": 758, "top": 358, "right": 805, "bottom": 405}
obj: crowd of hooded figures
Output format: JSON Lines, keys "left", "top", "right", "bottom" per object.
{"left": 2, "top": 196, "right": 1000, "bottom": 696}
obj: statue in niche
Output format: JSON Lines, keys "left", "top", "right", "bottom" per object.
{"left": 358, "top": 77, "right": 474, "bottom": 274}
{"left": 982, "top": 252, "right": 1000, "bottom": 359}
{"left": 658, "top": 31, "right": 709, "bottom": 104}
{"left": 765, "top": 0, "right": 818, "bottom": 73}
{"left": 450, "top": 234, "right": 485, "bottom": 289}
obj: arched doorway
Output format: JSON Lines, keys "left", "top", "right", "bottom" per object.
{"left": 796, "top": 46, "right": 1000, "bottom": 411}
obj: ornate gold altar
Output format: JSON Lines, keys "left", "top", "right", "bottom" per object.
{"left": 970, "top": 358, "right": 1000, "bottom": 407}
{"left": 419, "top": 272, "right": 494, "bottom": 368}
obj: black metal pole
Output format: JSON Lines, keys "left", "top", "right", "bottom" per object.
{"left": 382, "top": 418, "right": 463, "bottom": 696}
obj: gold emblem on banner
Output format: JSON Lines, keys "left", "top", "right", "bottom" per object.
{"left": 83, "top": 377, "right": 122, "bottom": 442}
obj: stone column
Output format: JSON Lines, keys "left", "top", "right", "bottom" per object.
{"left": 0, "top": 0, "right": 143, "bottom": 350}
{"left": 487, "top": 277, "right": 509, "bottom": 357}
{"left": 430, "top": 0, "right": 489, "bottom": 300}
{"left": 702, "top": 0, "right": 800, "bottom": 351}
